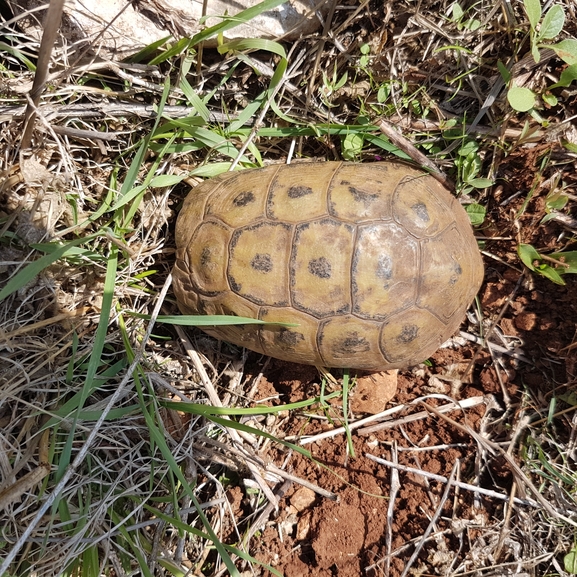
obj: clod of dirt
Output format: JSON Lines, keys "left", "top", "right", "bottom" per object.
{"left": 310, "top": 490, "right": 366, "bottom": 574}
{"left": 290, "top": 487, "right": 316, "bottom": 512}
{"left": 351, "top": 370, "right": 398, "bottom": 414}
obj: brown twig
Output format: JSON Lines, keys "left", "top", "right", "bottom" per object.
{"left": 21, "top": 0, "right": 66, "bottom": 148}
{"left": 378, "top": 118, "right": 454, "bottom": 191}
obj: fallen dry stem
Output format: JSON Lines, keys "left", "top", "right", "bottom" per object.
{"left": 365, "top": 454, "right": 538, "bottom": 508}
{"left": 421, "top": 401, "right": 577, "bottom": 528}
{"left": 400, "top": 461, "right": 459, "bottom": 577}
{"left": 298, "top": 395, "right": 486, "bottom": 443}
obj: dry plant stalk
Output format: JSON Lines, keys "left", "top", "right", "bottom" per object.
{"left": 21, "top": 0, "right": 65, "bottom": 148}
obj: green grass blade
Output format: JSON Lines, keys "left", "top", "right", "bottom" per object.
{"left": 188, "top": 0, "right": 288, "bottom": 46}
{"left": 129, "top": 312, "right": 297, "bottom": 327}
{"left": 161, "top": 391, "right": 341, "bottom": 416}
{"left": 134, "top": 376, "right": 241, "bottom": 576}
{"left": 0, "top": 235, "right": 98, "bottom": 302}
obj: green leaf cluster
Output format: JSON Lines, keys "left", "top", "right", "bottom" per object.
{"left": 507, "top": 0, "right": 577, "bottom": 113}
{"left": 518, "top": 243, "right": 577, "bottom": 285}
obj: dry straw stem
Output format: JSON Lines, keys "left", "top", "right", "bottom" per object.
{"left": 175, "top": 321, "right": 278, "bottom": 506}
{"left": 421, "top": 401, "right": 577, "bottom": 528}
{"left": 384, "top": 442, "right": 399, "bottom": 577}
{"left": 295, "top": 395, "right": 485, "bottom": 444}
{"left": 21, "top": 0, "right": 65, "bottom": 148}
{"left": 400, "top": 460, "right": 459, "bottom": 577}
{"left": 365, "top": 454, "right": 539, "bottom": 508}
{"left": 378, "top": 118, "right": 454, "bottom": 190}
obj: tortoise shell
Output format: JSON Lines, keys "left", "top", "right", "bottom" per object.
{"left": 173, "top": 161, "right": 483, "bottom": 370}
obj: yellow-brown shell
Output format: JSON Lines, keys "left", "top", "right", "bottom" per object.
{"left": 173, "top": 161, "right": 484, "bottom": 370}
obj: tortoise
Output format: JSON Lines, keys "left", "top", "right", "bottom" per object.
{"left": 172, "top": 161, "right": 484, "bottom": 371}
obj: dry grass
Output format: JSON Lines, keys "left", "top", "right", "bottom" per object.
{"left": 1, "top": 0, "right": 577, "bottom": 575}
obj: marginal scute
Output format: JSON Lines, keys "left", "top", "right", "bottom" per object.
{"left": 173, "top": 161, "right": 484, "bottom": 370}
{"left": 419, "top": 226, "right": 480, "bottom": 321}
{"left": 185, "top": 220, "right": 231, "bottom": 294}
{"left": 318, "top": 316, "right": 382, "bottom": 369}
{"left": 380, "top": 308, "right": 448, "bottom": 365}
{"left": 259, "top": 307, "right": 324, "bottom": 365}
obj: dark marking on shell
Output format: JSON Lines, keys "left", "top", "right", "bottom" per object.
{"left": 233, "top": 191, "right": 256, "bottom": 207}
{"left": 376, "top": 254, "right": 393, "bottom": 281}
{"left": 449, "top": 262, "right": 463, "bottom": 286}
{"left": 275, "top": 328, "right": 305, "bottom": 348}
{"left": 200, "top": 247, "right": 211, "bottom": 266}
{"left": 287, "top": 185, "right": 313, "bottom": 199}
{"left": 338, "top": 333, "right": 370, "bottom": 353}
{"left": 251, "top": 253, "right": 273, "bottom": 273}
{"left": 411, "top": 202, "right": 430, "bottom": 222}
{"left": 308, "top": 257, "right": 332, "bottom": 279}
{"left": 229, "top": 276, "right": 242, "bottom": 293}
{"left": 397, "top": 324, "right": 419, "bottom": 344}
{"left": 348, "top": 186, "right": 379, "bottom": 205}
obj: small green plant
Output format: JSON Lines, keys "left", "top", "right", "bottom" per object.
{"left": 319, "top": 65, "right": 348, "bottom": 108}
{"left": 448, "top": 2, "right": 482, "bottom": 31}
{"left": 541, "top": 182, "right": 569, "bottom": 223}
{"left": 507, "top": 0, "right": 577, "bottom": 113}
{"left": 518, "top": 243, "right": 577, "bottom": 284}
{"left": 359, "top": 43, "right": 371, "bottom": 68}
{"left": 454, "top": 139, "right": 494, "bottom": 193}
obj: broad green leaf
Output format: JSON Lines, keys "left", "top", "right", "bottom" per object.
{"left": 342, "top": 132, "right": 364, "bottom": 160}
{"left": 517, "top": 243, "right": 541, "bottom": 270}
{"left": 545, "top": 192, "right": 569, "bottom": 211}
{"left": 547, "top": 39, "right": 577, "bottom": 64}
{"left": 564, "top": 549, "right": 577, "bottom": 574}
{"left": 507, "top": 86, "right": 536, "bottom": 111}
{"left": 563, "top": 142, "right": 577, "bottom": 153}
{"left": 217, "top": 38, "right": 287, "bottom": 59}
{"left": 451, "top": 3, "right": 464, "bottom": 20}
{"left": 541, "top": 91, "right": 558, "bottom": 106}
{"left": 538, "top": 265, "right": 565, "bottom": 285}
{"left": 524, "top": 0, "right": 541, "bottom": 29}
{"left": 465, "top": 203, "right": 486, "bottom": 226}
{"left": 149, "top": 174, "right": 187, "bottom": 187}
{"left": 458, "top": 140, "right": 479, "bottom": 156}
{"left": 538, "top": 4, "right": 564, "bottom": 40}
{"left": 550, "top": 63, "right": 577, "bottom": 88}
{"left": 190, "top": 162, "right": 246, "bottom": 177}
{"left": 467, "top": 177, "right": 494, "bottom": 189}
{"left": 188, "top": 0, "right": 288, "bottom": 47}
{"left": 549, "top": 251, "right": 577, "bottom": 274}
